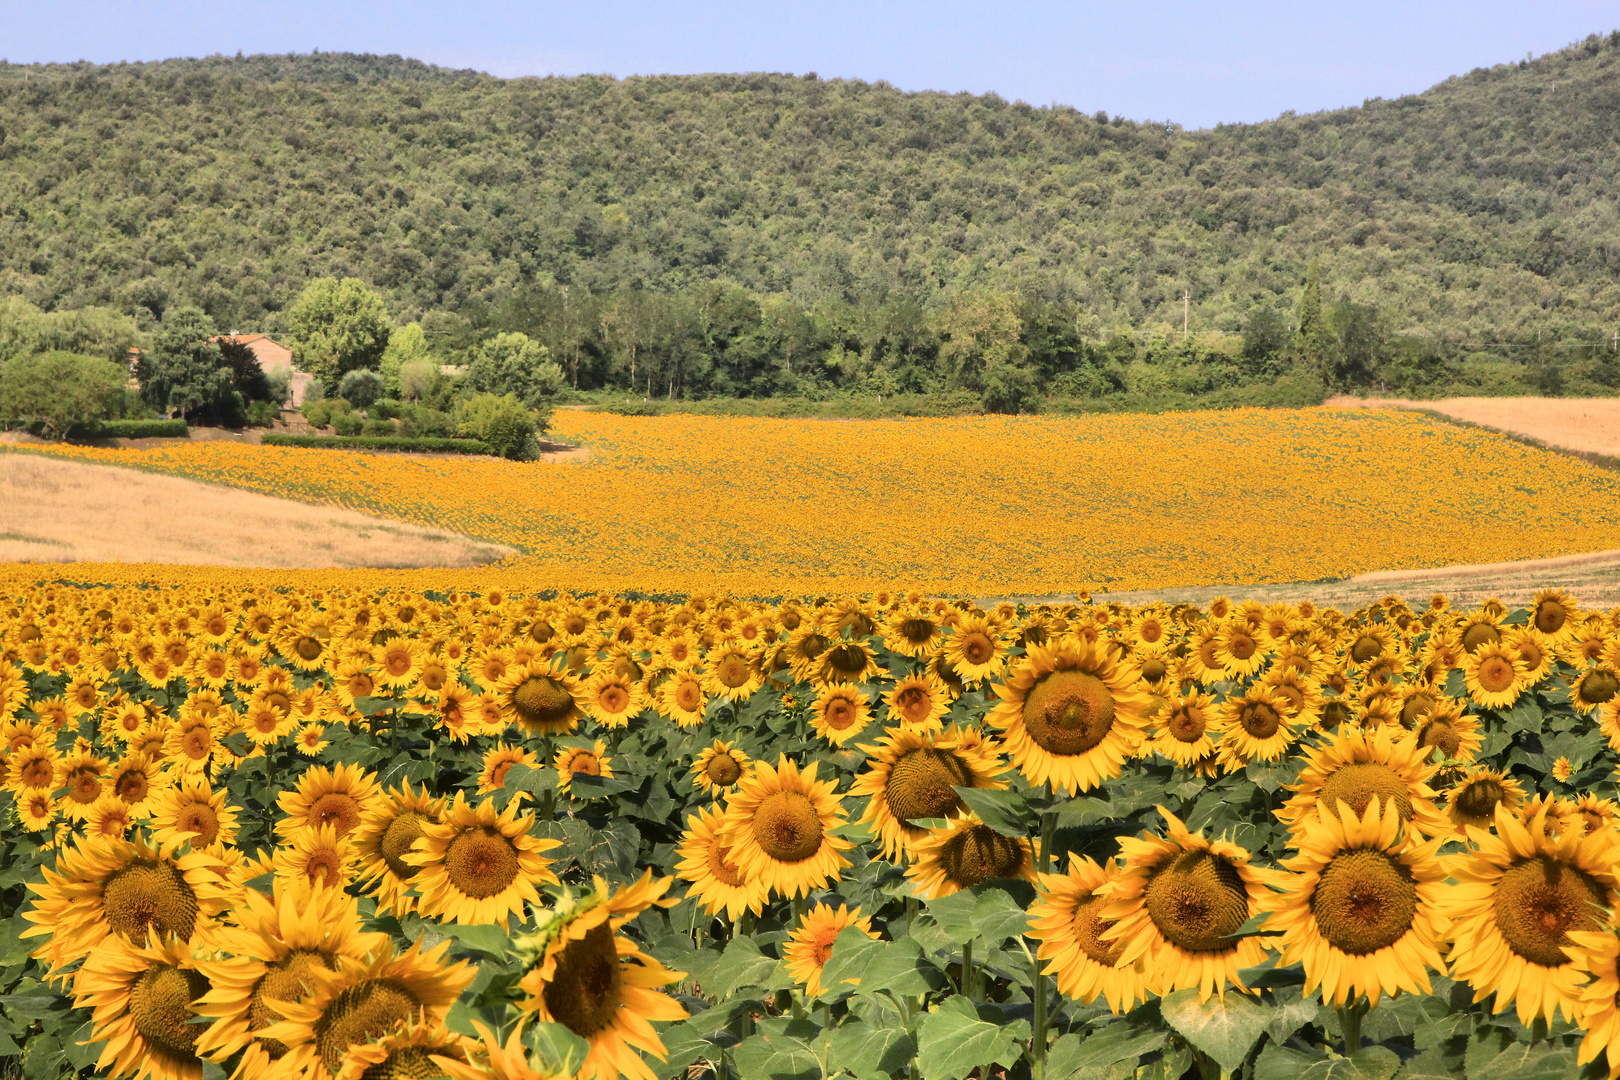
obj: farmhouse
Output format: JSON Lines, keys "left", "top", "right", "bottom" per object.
{"left": 213, "top": 334, "right": 316, "bottom": 405}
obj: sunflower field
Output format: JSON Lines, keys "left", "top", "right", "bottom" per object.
{"left": 2, "top": 582, "right": 1620, "bottom": 1080}
{"left": 11, "top": 406, "right": 1620, "bottom": 595}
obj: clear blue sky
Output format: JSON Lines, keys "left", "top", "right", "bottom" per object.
{"left": 1, "top": 1, "right": 1614, "bottom": 128}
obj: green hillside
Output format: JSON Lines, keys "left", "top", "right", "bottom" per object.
{"left": 2, "top": 34, "right": 1620, "bottom": 394}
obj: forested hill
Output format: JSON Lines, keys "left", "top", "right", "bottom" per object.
{"left": 3, "top": 33, "right": 1620, "bottom": 342}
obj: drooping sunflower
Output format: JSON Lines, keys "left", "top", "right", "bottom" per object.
{"left": 905, "top": 814, "right": 1036, "bottom": 900}
{"left": 22, "top": 831, "right": 231, "bottom": 976}
{"left": 987, "top": 635, "right": 1151, "bottom": 795}
{"left": 674, "top": 804, "right": 769, "bottom": 922}
{"left": 784, "top": 903, "right": 877, "bottom": 997}
{"left": 808, "top": 682, "right": 871, "bottom": 747}
{"left": 334, "top": 1018, "right": 470, "bottom": 1080}
{"left": 1443, "top": 802, "right": 1619, "bottom": 1024}
{"left": 690, "top": 739, "right": 751, "bottom": 798}
{"left": 275, "top": 763, "right": 381, "bottom": 843}
{"left": 478, "top": 744, "right": 539, "bottom": 796}
{"left": 1574, "top": 665, "right": 1620, "bottom": 715}
{"left": 1027, "top": 857, "right": 1154, "bottom": 1015}
{"left": 194, "top": 879, "right": 389, "bottom": 1080}
{"left": 717, "top": 755, "right": 852, "bottom": 899}
{"left": 1463, "top": 641, "right": 1526, "bottom": 710}
{"left": 1098, "top": 807, "right": 1274, "bottom": 1001}
{"left": 1566, "top": 924, "right": 1620, "bottom": 1080}
{"left": 1263, "top": 798, "right": 1448, "bottom": 1008}
{"left": 1444, "top": 767, "right": 1527, "bottom": 832}
{"left": 513, "top": 871, "right": 687, "bottom": 1080}
{"left": 149, "top": 777, "right": 240, "bottom": 851}
{"left": 883, "top": 609, "right": 945, "bottom": 659}
{"left": 556, "top": 740, "right": 614, "bottom": 795}
{"left": 254, "top": 938, "right": 477, "bottom": 1080}
{"left": 849, "top": 725, "right": 1007, "bottom": 861}
{"left": 351, "top": 780, "right": 446, "bottom": 919}
{"left": 72, "top": 934, "right": 211, "bottom": 1080}
{"left": 1276, "top": 725, "right": 1450, "bottom": 840}
{"left": 1146, "top": 691, "right": 1223, "bottom": 768}
{"left": 494, "top": 658, "right": 588, "bottom": 736}
{"left": 881, "top": 673, "right": 953, "bottom": 731}
{"left": 405, "top": 791, "right": 561, "bottom": 928}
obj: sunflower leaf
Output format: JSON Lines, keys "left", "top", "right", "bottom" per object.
{"left": 525, "top": 1020, "right": 592, "bottom": 1076}
{"left": 1463, "top": 1028, "right": 1582, "bottom": 1080}
{"left": 915, "top": 996, "right": 1023, "bottom": 1080}
{"left": 734, "top": 1018, "right": 824, "bottom": 1080}
{"left": 1045, "top": 1022, "right": 1169, "bottom": 1080}
{"left": 846, "top": 936, "right": 946, "bottom": 1000}
{"left": 1253, "top": 1043, "right": 1402, "bottom": 1080}
{"left": 952, "top": 786, "right": 1033, "bottom": 837}
{"left": 818, "top": 1019, "right": 917, "bottom": 1080}
{"left": 709, "top": 936, "right": 789, "bottom": 999}
{"left": 1159, "top": 988, "right": 1273, "bottom": 1074}
{"left": 813, "top": 925, "right": 888, "bottom": 1003}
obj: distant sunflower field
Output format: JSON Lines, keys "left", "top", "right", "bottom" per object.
{"left": 1, "top": 582, "right": 1620, "bottom": 1080}
{"left": 10, "top": 406, "right": 1620, "bottom": 595}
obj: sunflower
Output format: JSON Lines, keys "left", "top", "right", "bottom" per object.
{"left": 351, "top": 780, "right": 445, "bottom": 919}
{"left": 586, "top": 672, "right": 644, "bottom": 729}
{"left": 1146, "top": 691, "right": 1222, "bottom": 768}
{"left": 717, "top": 755, "right": 852, "bottom": 899}
{"left": 1443, "top": 802, "right": 1619, "bottom": 1024}
{"left": 1444, "top": 767, "right": 1527, "bottom": 832}
{"left": 22, "top": 832, "right": 231, "bottom": 976}
{"left": 1566, "top": 925, "right": 1620, "bottom": 1080}
{"left": 881, "top": 673, "right": 953, "bottom": 731}
{"left": 1214, "top": 619, "right": 1269, "bottom": 678}
{"left": 5, "top": 742, "right": 58, "bottom": 793}
{"left": 674, "top": 804, "right": 769, "bottom": 922}
{"left": 1411, "top": 699, "right": 1481, "bottom": 764}
{"left": 883, "top": 609, "right": 945, "bottom": 658}
{"left": 1027, "top": 857, "right": 1154, "bottom": 1015}
{"left": 850, "top": 725, "right": 1007, "bottom": 861}
{"left": 1574, "top": 665, "right": 1620, "bottom": 715}
{"left": 72, "top": 934, "right": 211, "bottom": 1080}
{"left": 784, "top": 903, "right": 877, "bottom": 997}
{"left": 293, "top": 724, "right": 328, "bottom": 757}
{"left": 275, "top": 763, "right": 381, "bottom": 843}
{"left": 1506, "top": 627, "right": 1555, "bottom": 688}
{"left": 511, "top": 871, "right": 686, "bottom": 1080}
{"left": 656, "top": 671, "right": 708, "bottom": 728}
{"left": 405, "top": 791, "right": 561, "bottom": 928}
{"left": 941, "top": 616, "right": 1006, "bottom": 686}
{"left": 274, "top": 825, "right": 358, "bottom": 891}
{"left": 1276, "top": 725, "right": 1450, "bottom": 840}
{"left": 87, "top": 794, "right": 137, "bottom": 841}
{"left": 149, "top": 777, "right": 240, "bottom": 850}
{"left": 986, "top": 635, "right": 1150, "bottom": 795}
{"left": 1531, "top": 587, "right": 1580, "bottom": 641}
{"left": 1215, "top": 684, "right": 1303, "bottom": 767}
{"left": 1098, "top": 807, "right": 1274, "bottom": 1001}
{"left": 700, "top": 641, "right": 765, "bottom": 702}
{"left": 193, "top": 880, "right": 388, "bottom": 1080}
{"left": 478, "top": 744, "right": 539, "bottom": 796}
{"left": 1264, "top": 799, "right": 1448, "bottom": 1008}
{"left": 494, "top": 658, "right": 588, "bottom": 736}
{"left": 254, "top": 938, "right": 476, "bottom": 1080}
{"left": 164, "top": 717, "right": 220, "bottom": 776}
{"left": 690, "top": 739, "right": 751, "bottom": 798}
{"left": 905, "top": 814, "right": 1036, "bottom": 900}
{"left": 434, "top": 1019, "right": 569, "bottom": 1080}
{"left": 1462, "top": 641, "right": 1526, "bottom": 710}
{"left": 16, "top": 787, "right": 55, "bottom": 832}
{"left": 556, "top": 740, "right": 614, "bottom": 795}
{"left": 808, "top": 683, "right": 871, "bottom": 747}
{"left": 334, "top": 1018, "right": 469, "bottom": 1080}
{"left": 243, "top": 699, "right": 297, "bottom": 747}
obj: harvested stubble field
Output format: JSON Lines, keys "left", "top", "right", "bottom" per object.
{"left": 1327, "top": 395, "right": 1620, "bottom": 461}
{"left": 6, "top": 407, "right": 1620, "bottom": 598}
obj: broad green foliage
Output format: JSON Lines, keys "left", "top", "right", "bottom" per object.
{"left": 0, "top": 351, "right": 128, "bottom": 437}
{"left": 284, "top": 277, "right": 393, "bottom": 386}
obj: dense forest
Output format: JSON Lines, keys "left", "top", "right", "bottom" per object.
{"left": 3, "top": 33, "right": 1620, "bottom": 405}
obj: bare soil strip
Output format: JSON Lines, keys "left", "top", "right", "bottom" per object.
{"left": 1324, "top": 394, "right": 1620, "bottom": 460}
{"left": 0, "top": 454, "right": 512, "bottom": 569}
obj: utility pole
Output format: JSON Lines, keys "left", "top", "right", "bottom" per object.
{"left": 1182, "top": 290, "right": 1190, "bottom": 338}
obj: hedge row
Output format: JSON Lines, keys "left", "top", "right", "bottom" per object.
{"left": 260, "top": 434, "right": 495, "bottom": 455}
{"left": 67, "top": 419, "right": 191, "bottom": 439}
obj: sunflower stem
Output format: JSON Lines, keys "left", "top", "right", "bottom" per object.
{"left": 1531, "top": 1017, "right": 1549, "bottom": 1044}
{"left": 1338, "top": 999, "right": 1367, "bottom": 1055}
{"left": 1032, "top": 947, "right": 1049, "bottom": 1080}
{"left": 961, "top": 939, "right": 975, "bottom": 1001}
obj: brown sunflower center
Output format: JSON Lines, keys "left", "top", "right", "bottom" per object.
{"left": 1476, "top": 656, "right": 1517, "bottom": 694}
{"left": 674, "top": 679, "right": 703, "bottom": 711}
{"left": 265, "top": 690, "right": 292, "bottom": 715}
{"left": 1417, "top": 719, "right": 1461, "bottom": 759}
{"left": 938, "top": 824, "right": 1026, "bottom": 888}
{"left": 958, "top": 633, "right": 995, "bottom": 667}
{"left": 1226, "top": 632, "right": 1257, "bottom": 661}
{"left": 824, "top": 644, "right": 870, "bottom": 679}
{"left": 68, "top": 767, "right": 103, "bottom": 804}
{"left": 597, "top": 684, "right": 630, "bottom": 713}
{"left": 565, "top": 752, "right": 602, "bottom": 777}
{"left": 445, "top": 827, "right": 521, "bottom": 899}
{"left": 1311, "top": 849, "right": 1418, "bottom": 955}
{"left": 114, "top": 766, "right": 150, "bottom": 805}
{"left": 706, "top": 754, "right": 743, "bottom": 787}
{"left": 513, "top": 675, "right": 575, "bottom": 726}
{"left": 715, "top": 654, "right": 753, "bottom": 689}
{"left": 175, "top": 802, "right": 222, "bottom": 846}
{"left": 308, "top": 792, "right": 363, "bottom": 838}
{"left": 1317, "top": 763, "right": 1415, "bottom": 822}
{"left": 294, "top": 636, "right": 324, "bottom": 661}
{"left": 1239, "top": 702, "right": 1281, "bottom": 739}
{"left": 823, "top": 697, "right": 860, "bottom": 731}
{"left": 1350, "top": 635, "right": 1382, "bottom": 664}
{"left": 752, "top": 791, "right": 824, "bottom": 863}
{"left": 130, "top": 963, "right": 210, "bottom": 1060}
{"left": 380, "top": 812, "right": 428, "bottom": 879}
{"left": 251, "top": 950, "right": 334, "bottom": 1056}
{"left": 314, "top": 978, "right": 420, "bottom": 1076}
{"left": 1166, "top": 706, "right": 1207, "bottom": 743}
{"left": 1535, "top": 599, "right": 1569, "bottom": 635}
{"left": 899, "top": 618, "right": 935, "bottom": 645}
{"left": 103, "top": 859, "right": 200, "bottom": 945}
{"left": 1400, "top": 692, "right": 1438, "bottom": 728}
{"left": 1022, "top": 669, "right": 1115, "bottom": 757}
{"left": 1454, "top": 778, "right": 1507, "bottom": 821}
{"left": 1141, "top": 658, "right": 1168, "bottom": 683}
{"left": 885, "top": 748, "right": 972, "bottom": 825}
{"left": 19, "top": 756, "right": 54, "bottom": 788}
{"left": 1143, "top": 850, "right": 1249, "bottom": 953}
{"left": 1071, "top": 894, "right": 1125, "bottom": 966}
{"left": 364, "top": 1045, "right": 465, "bottom": 1080}
{"left": 893, "top": 685, "right": 936, "bottom": 725}
{"left": 1461, "top": 623, "right": 1501, "bottom": 653}
{"left": 1580, "top": 670, "right": 1620, "bottom": 705}
{"left": 1493, "top": 856, "right": 1606, "bottom": 967}
{"left": 1320, "top": 700, "right": 1352, "bottom": 730}
{"left": 542, "top": 922, "right": 623, "bottom": 1038}
{"left": 707, "top": 841, "right": 746, "bottom": 887}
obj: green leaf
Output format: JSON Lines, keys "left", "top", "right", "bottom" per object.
{"left": 1463, "top": 1030, "right": 1581, "bottom": 1080}
{"left": 812, "top": 926, "right": 887, "bottom": 1002}
{"left": 1254, "top": 1044, "right": 1402, "bottom": 1080}
{"left": 1500, "top": 697, "right": 1544, "bottom": 735}
{"left": 1045, "top": 1023, "right": 1169, "bottom": 1080}
{"left": 820, "top": 1020, "right": 917, "bottom": 1080}
{"left": 915, "top": 997, "right": 1023, "bottom": 1080}
{"left": 1159, "top": 988, "right": 1273, "bottom": 1074}
{"left": 708, "top": 936, "right": 787, "bottom": 999}
{"left": 435, "top": 922, "right": 513, "bottom": 957}
{"left": 61, "top": 1019, "right": 99, "bottom": 1071}
{"left": 969, "top": 887, "right": 1031, "bottom": 944}
{"left": 1396, "top": 1046, "right": 1467, "bottom": 1080}
{"left": 659, "top": 1015, "right": 734, "bottom": 1079}
{"left": 846, "top": 936, "right": 946, "bottom": 1000}
{"left": 733, "top": 1019, "right": 823, "bottom": 1080}
{"left": 952, "top": 786, "right": 1033, "bottom": 837}
{"left": 525, "top": 1020, "right": 592, "bottom": 1076}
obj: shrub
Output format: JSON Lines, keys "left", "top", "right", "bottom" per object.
{"left": 0, "top": 351, "right": 128, "bottom": 437}
{"left": 265, "top": 369, "right": 292, "bottom": 407}
{"left": 301, "top": 400, "right": 332, "bottom": 428}
{"left": 398, "top": 359, "right": 439, "bottom": 402}
{"left": 456, "top": 392, "right": 539, "bottom": 460}
{"left": 360, "top": 418, "right": 395, "bottom": 437}
{"left": 65, "top": 418, "right": 190, "bottom": 439}
{"left": 337, "top": 369, "right": 385, "bottom": 410}
{"left": 331, "top": 411, "right": 364, "bottom": 437}
{"left": 245, "top": 400, "right": 280, "bottom": 427}
{"left": 413, "top": 408, "right": 455, "bottom": 438}
{"left": 370, "top": 398, "right": 402, "bottom": 420}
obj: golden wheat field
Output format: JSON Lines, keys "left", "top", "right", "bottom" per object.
{"left": 5, "top": 407, "right": 1620, "bottom": 596}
